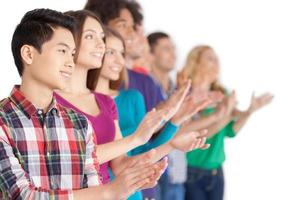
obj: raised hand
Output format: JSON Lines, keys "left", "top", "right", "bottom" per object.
{"left": 170, "top": 129, "right": 210, "bottom": 152}
{"left": 134, "top": 108, "right": 167, "bottom": 144}
{"left": 156, "top": 79, "right": 191, "bottom": 122}
{"left": 247, "top": 92, "right": 273, "bottom": 114}
{"left": 176, "top": 70, "right": 189, "bottom": 88}
{"left": 171, "top": 92, "right": 211, "bottom": 125}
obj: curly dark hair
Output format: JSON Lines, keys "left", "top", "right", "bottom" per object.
{"left": 84, "top": 0, "right": 143, "bottom": 26}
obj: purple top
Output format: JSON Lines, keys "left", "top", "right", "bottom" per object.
{"left": 122, "top": 69, "right": 164, "bottom": 112}
{"left": 54, "top": 92, "right": 118, "bottom": 184}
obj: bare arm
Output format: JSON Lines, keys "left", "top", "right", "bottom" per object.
{"left": 96, "top": 108, "right": 166, "bottom": 164}
{"left": 95, "top": 121, "right": 140, "bottom": 164}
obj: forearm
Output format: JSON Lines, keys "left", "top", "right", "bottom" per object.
{"left": 205, "top": 115, "right": 233, "bottom": 138}
{"left": 110, "top": 155, "right": 127, "bottom": 176}
{"left": 149, "top": 142, "right": 174, "bottom": 163}
{"left": 181, "top": 114, "right": 220, "bottom": 133}
{"left": 73, "top": 184, "right": 116, "bottom": 200}
{"left": 232, "top": 110, "right": 251, "bottom": 133}
{"left": 129, "top": 122, "right": 178, "bottom": 155}
{"left": 96, "top": 135, "right": 141, "bottom": 164}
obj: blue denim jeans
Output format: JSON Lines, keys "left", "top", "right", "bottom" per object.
{"left": 157, "top": 172, "right": 185, "bottom": 200}
{"left": 185, "top": 166, "right": 224, "bottom": 200}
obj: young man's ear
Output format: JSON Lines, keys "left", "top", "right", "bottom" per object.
{"left": 20, "top": 45, "right": 35, "bottom": 65}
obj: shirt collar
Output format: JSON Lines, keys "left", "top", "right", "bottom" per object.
{"left": 9, "top": 85, "right": 60, "bottom": 119}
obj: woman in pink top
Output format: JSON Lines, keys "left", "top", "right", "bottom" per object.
{"left": 55, "top": 10, "right": 168, "bottom": 198}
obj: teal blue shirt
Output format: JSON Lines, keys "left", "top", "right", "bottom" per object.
{"left": 114, "top": 89, "right": 178, "bottom": 200}
{"left": 115, "top": 89, "right": 179, "bottom": 156}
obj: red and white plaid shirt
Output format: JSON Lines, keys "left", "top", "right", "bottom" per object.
{"left": 0, "top": 86, "right": 101, "bottom": 199}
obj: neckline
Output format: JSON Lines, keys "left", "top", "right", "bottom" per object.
{"left": 55, "top": 92, "right": 102, "bottom": 118}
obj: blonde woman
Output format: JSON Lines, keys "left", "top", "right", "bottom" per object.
{"left": 178, "top": 45, "right": 273, "bottom": 200}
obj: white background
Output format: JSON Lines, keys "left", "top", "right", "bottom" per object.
{"left": 0, "top": 1, "right": 299, "bottom": 199}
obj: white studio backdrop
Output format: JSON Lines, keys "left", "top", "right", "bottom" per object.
{"left": 0, "top": 0, "right": 299, "bottom": 199}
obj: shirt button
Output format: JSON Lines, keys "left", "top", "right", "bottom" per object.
{"left": 37, "top": 109, "right": 43, "bottom": 115}
{"left": 47, "top": 152, "right": 50, "bottom": 157}
{"left": 52, "top": 109, "right": 57, "bottom": 115}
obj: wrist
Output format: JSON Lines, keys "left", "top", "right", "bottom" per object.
{"left": 170, "top": 117, "right": 181, "bottom": 126}
{"left": 130, "top": 133, "right": 144, "bottom": 147}
{"left": 105, "top": 182, "right": 118, "bottom": 199}
{"left": 167, "top": 141, "right": 176, "bottom": 151}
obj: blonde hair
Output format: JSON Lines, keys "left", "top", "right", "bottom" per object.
{"left": 182, "top": 45, "right": 226, "bottom": 94}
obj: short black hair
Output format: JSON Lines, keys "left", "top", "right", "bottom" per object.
{"left": 84, "top": 0, "right": 143, "bottom": 26}
{"left": 147, "top": 32, "right": 170, "bottom": 52}
{"left": 11, "top": 8, "right": 76, "bottom": 76}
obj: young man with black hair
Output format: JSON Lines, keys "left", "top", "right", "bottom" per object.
{"left": 0, "top": 8, "right": 165, "bottom": 200}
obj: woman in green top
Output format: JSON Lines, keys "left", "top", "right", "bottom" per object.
{"left": 177, "top": 45, "right": 273, "bottom": 200}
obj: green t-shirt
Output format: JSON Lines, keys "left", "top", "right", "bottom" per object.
{"left": 186, "top": 108, "right": 236, "bottom": 169}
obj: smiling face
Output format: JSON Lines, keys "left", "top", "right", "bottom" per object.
{"left": 100, "top": 35, "right": 125, "bottom": 81}
{"left": 76, "top": 16, "right": 106, "bottom": 70}
{"left": 28, "top": 27, "right": 76, "bottom": 90}
{"left": 108, "top": 8, "right": 142, "bottom": 59}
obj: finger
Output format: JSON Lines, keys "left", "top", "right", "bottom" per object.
{"left": 198, "top": 136, "right": 207, "bottom": 148}
{"left": 199, "top": 143, "right": 211, "bottom": 150}
{"left": 129, "top": 149, "right": 156, "bottom": 167}
{"left": 189, "top": 140, "right": 199, "bottom": 151}
{"left": 129, "top": 177, "right": 151, "bottom": 194}
{"left": 198, "top": 129, "right": 208, "bottom": 137}
{"left": 128, "top": 166, "right": 156, "bottom": 186}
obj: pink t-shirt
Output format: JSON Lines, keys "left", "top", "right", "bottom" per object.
{"left": 55, "top": 92, "right": 118, "bottom": 184}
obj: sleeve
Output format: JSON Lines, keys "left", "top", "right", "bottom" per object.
{"left": 130, "top": 121, "right": 179, "bottom": 156}
{"left": 225, "top": 120, "right": 237, "bottom": 138}
{"left": 83, "top": 121, "right": 102, "bottom": 187}
{"left": 117, "top": 91, "right": 146, "bottom": 137}
{"left": 127, "top": 91, "right": 179, "bottom": 156}
{"left": 0, "top": 124, "right": 74, "bottom": 200}
{"left": 95, "top": 93, "right": 118, "bottom": 120}
{"left": 107, "top": 96, "right": 118, "bottom": 120}
{"left": 143, "top": 76, "right": 164, "bottom": 112}
{"left": 134, "top": 91, "right": 146, "bottom": 125}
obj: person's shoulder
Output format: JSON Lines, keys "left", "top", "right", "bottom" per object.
{"left": 0, "top": 97, "right": 15, "bottom": 118}
{"left": 93, "top": 92, "right": 114, "bottom": 104}
{"left": 121, "top": 89, "right": 143, "bottom": 99}
{"left": 129, "top": 69, "right": 155, "bottom": 83}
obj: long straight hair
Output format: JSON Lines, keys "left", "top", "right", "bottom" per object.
{"left": 64, "top": 10, "right": 105, "bottom": 90}
{"left": 87, "top": 26, "right": 128, "bottom": 91}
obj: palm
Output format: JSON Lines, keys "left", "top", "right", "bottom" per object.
{"left": 248, "top": 93, "right": 273, "bottom": 113}
{"left": 158, "top": 80, "right": 191, "bottom": 121}
{"left": 172, "top": 95, "right": 211, "bottom": 125}
{"left": 170, "top": 130, "right": 210, "bottom": 152}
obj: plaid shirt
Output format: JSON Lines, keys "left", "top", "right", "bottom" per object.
{"left": 0, "top": 86, "right": 101, "bottom": 200}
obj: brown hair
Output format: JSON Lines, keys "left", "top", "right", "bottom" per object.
{"left": 87, "top": 26, "right": 128, "bottom": 91}
{"left": 64, "top": 10, "right": 105, "bottom": 90}
{"left": 182, "top": 45, "right": 226, "bottom": 94}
